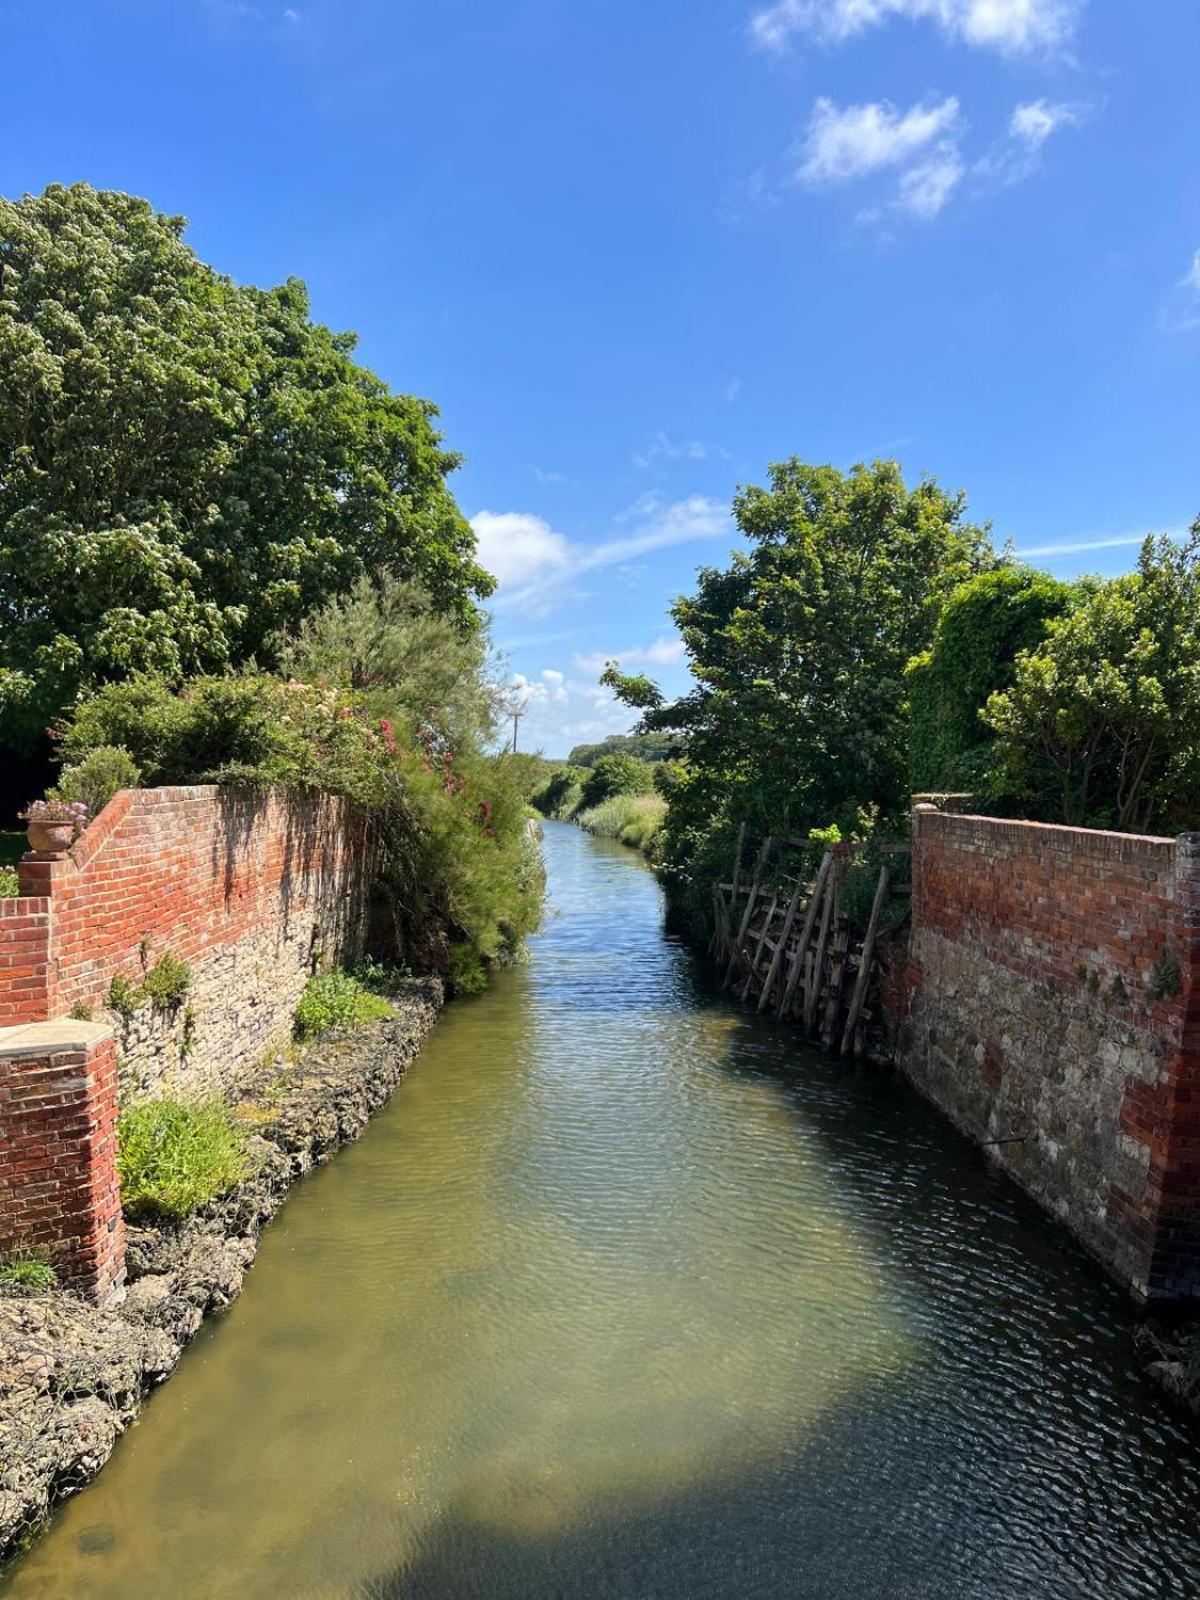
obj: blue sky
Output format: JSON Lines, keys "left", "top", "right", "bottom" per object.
{"left": 3, "top": 0, "right": 1198, "bottom": 755}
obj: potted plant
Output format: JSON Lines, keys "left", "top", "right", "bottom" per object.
{"left": 21, "top": 799, "right": 89, "bottom": 857}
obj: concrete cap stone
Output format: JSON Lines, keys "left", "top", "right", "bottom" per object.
{"left": 0, "top": 1019, "right": 116, "bottom": 1060}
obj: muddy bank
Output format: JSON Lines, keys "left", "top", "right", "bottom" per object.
{"left": 0, "top": 977, "right": 442, "bottom": 1561}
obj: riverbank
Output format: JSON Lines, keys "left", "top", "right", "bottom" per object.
{"left": 0, "top": 977, "right": 442, "bottom": 1561}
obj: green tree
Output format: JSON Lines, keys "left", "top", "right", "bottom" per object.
{"left": 0, "top": 183, "right": 490, "bottom": 749}
{"left": 579, "top": 752, "right": 655, "bottom": 810}
{"left": 985, "top": 530, "right": 1200, "bottom": 832}
{"left": 906, "top": 565, "right": 1075, "bottom": 793}
{"left": 606, "top": 459, "right": 994, "bottom": 923}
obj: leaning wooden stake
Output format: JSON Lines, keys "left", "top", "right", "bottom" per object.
{"left": 750, "top": 889, "right": 779, "bottom": 979}
{"left": 778, "top": 851, "right": 832, "bottom": 1019}
{"left": 804, "top": 878, "right": 836, "bottom": 1033}
{"left": 757, "top": 881, "right": 804, "bottom": 1013}
{"left": 839, "top": 866, "right": 890, "bottom": 1058}
{"left": 729, "top": 821, "right": 747, "bottom": 904}
{"left": 820, "top": 916, "right": 852, "bottom": 1049}
{"left": 724, "top": 837, "right": 771, "bottom": 988}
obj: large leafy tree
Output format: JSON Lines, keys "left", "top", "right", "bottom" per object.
{"left": 0, "top": 183, "right": 491, "bottom": 749}
{"left": 604, "top": 458, "right": 994, "bottom": 920}
{"left": 985, "top": 529, "right": 1200, "bottom": 832}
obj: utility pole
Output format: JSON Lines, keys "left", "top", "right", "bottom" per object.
{"left": 509, "top": 694, "right": 529, "bottom": 754}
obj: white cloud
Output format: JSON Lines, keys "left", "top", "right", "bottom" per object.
{"left": 505, "top": 672, "right": 631, "bottom": 758}
{"left": 895, "top": 145, "right": 965, "bottom": 217}
{"left": 1010, "top": 98, "right": 1079, "bottom": 146}
{"left": 751, "top": 0, "right": 1081, "bottom": 57}
{"left": 797, "top": 96, "right": 960, "bottom": 185}
{"left": 973, "top": 98, "right": 1088, "bottom": 188}
{"left": 470, "top": 511, "right": 572, "bottom": 590}
{"left": 1014, "top": 529, "right": 1182, "bottom": 558}
{"left": 1182, "top": 250, "right": 1200, "bottom": 294}
{"left": 571, "top": 636, "right": 687, "bottom": 676}
{"left": 477, "top": 494, "right": 734, "bottom": 617}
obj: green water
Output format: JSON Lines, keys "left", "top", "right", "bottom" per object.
{"left": 6, "top": 821, "right": 1200, "bottom": 1598}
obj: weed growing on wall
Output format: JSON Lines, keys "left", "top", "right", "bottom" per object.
{"left": 117, "top": 1099, "right": 253, "bottom": 1223}
{"left": 0, "top": 869, "right": 17, "bottom": 899}
{"left": 141, "top": 953, "right": 191, "bottom": 1008}
{"left": 294, "top": 970, "right": 393, "bottom": 1039}
{"left": 0, "top": 1249, "right": 58, "bottom": 1291}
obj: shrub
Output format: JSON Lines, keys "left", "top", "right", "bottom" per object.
{"left": 579, "top": 753, "right": 655, "bottom": 810}
{"left": 986, "top": 531, "right": 1200, "bottom": 832}
{"left": 531, "top": 766, "right": 586, "bottom": 818}
{"left": 0, "top": 869, "right": 17, "bottom": 899}
{"left": 653, "top": 759, "right": 686, "bottom": 798}
{"left": 907, "top": 566, "right": 1074, "bottom": 793}
{"left": 106, "top": 974, "right": 140, "bottom": 1019}
{"left": 51, "top": 745, "right": 141, "bottom": 818}
{"left": 293, "top": 969, "right": 394, "bottom": 1039}
{"left": 0, "top": 1249, "right": 57, "bottom": 1291}
{"left": 447, "top": 942, "right": 488, "bottom": 996}
{"left": 117, "top": 1099, "right": 253, "bottom": 1222}
{"left": 141, "top": 952, "right": 191, "bottom": 1007}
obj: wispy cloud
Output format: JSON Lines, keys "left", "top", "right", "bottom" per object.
{"left": 1014, "top": 530, "right": 1180, "bottom": 559}
{"left": 532, "top": 466, "right": 567, "bottom": 485}
{"left": 975, "top": 98, "right": 1088, "bottom": 186}
{"left": 797, "top": 96, "right": 961, "bottom": 185}
{"left": 1161, "top": 250, "right": 1200, "bottom": 334}
{"left": 751, "top": 0, "right": 1083, "bottom": 58}
{"left": 472, "top": 493, "right": 734, "bottom": 617}
{"left": 572, "top": 636, "right": 687, "bottom": 676}
{"left": 631, "top": 431, "right": 724, "bottom": 470}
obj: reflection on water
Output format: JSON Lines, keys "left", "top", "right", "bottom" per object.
{"left": 7, "top": 823, "right": 1200, "bottom": 1599}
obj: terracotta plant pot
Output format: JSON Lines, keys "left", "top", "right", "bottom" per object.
{"left": 26, "top": 819, "right": 75, "bottom": 857}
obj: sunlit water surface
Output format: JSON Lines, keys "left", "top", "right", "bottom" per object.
{"left": 7, "top": 822, "right": 1200, "bottom": 1599}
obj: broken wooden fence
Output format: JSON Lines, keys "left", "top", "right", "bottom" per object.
{"left": 710, "top": 833, "right": 908, "bottom": 1060}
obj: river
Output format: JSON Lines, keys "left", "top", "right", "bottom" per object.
{"left": 6, "top": 820, "right": 1200, "bottom": 1599}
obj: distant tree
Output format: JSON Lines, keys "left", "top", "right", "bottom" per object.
{"left": 566, "top": 729, "right": 678, "bottom": 767}
{"left": 579, "top": 753, "right": 655, "bottom": 810}
{"left": 906, "top": 565, "right": 1075, "bottom": 793}
{"left": 985, "top": 529, "right": 1200, "bottom": 832}
{"left": 0, "top": 183, "right": 490, "bottom": 750}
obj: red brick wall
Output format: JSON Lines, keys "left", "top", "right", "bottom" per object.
{"left": 0, "top": 785, "right": 376, "bottom": 1298}
{"left": 0, "top": 1027, "right": 124, "bottom": 1300}
{"left": 900, "top": 806, "right": 1200, "bottom": 1300}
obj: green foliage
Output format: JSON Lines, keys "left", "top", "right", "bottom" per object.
{"left": 106, "top": 974, "right": 140, "bottom": 1019}
{"left": 68, "top": 1002, "right": 93, "bottom": 1021}
{"left": 141, "top": 952, "right": 191, "bottom": 1007}
{"left": 0, "top": 868, "right": 17, "bottom": 898}
{"left": 0, "top": 183, "right": 490, "bottom": 750}
{"left": 579, "top": 752, "right": 655, "bottom": 810}
{"left": 531, "top": 766, "right": 586, "bottom": 818}
{"left": 986, "top": 531, "right": 1200, "bottom": 832}
{"left": 907, "top": 566, "right": 1074, "bottom": 792}
{"left": 117, "top": 1098, "right": 253, "bottom": 1223}
{"left": 652, "top": 759, "right": 687, "bottom": 798}
{"left": 0, "top": 1249, "right": 57, "bottom": 1291}
{"left": 447, "top": 942, "right": 488, "bottom": 996}
{"left": 576, "top": 793, "right": 667, "bottom": 856}
{"left": 607, "top": 459, "right": 994, "bottom": 933}
{"left": 51, "top": 745, "right": 141, "bottom": 818}
{"left": 294, "top": 969, "right": 394, "bottom": 1039}
{"left": 566, "top": 730, "right": 675, "bottom": 765}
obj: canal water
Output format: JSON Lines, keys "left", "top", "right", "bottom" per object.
{"left": 7, "top": 821, "right": 1200, "bottom": 1599}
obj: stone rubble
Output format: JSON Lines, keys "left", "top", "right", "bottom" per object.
{"left": 0, "top": 977, "right": 442, "bottom": 1563}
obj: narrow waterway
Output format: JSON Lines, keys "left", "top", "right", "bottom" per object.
{"left": 7, "top": 821, "right": 1200, "bottom": 1599}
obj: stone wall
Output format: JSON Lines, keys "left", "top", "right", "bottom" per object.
{"left": 13, "top": 786, "right": 376, "bottom": 1101}
{"left": 900, "top": 806, "right": 1200, "bottom": 1301}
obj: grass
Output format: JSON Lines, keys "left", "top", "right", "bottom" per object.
{"left": 576, "top": 792, "right": 667, "bottom": 856}
{"left": 293, "top": 968, "right": 394, "bottom": 1040}
{"left": 0, "top": 1249, "right": 58, "bottom": 1291}
{"left": 117, "top": 1098, "right": 253, "bottom": 1223}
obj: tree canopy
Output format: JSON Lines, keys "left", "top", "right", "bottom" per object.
{"left": 0, "top": 183, "right": 491, "bottom": 749}
{"left": 603, "top": 458, "right": 994, "bottom": 927}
